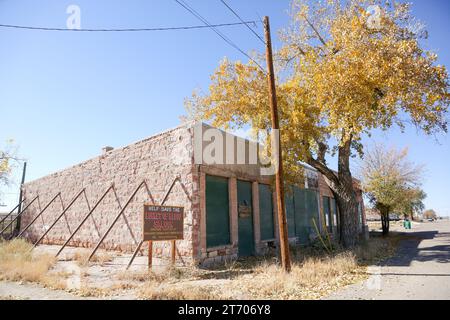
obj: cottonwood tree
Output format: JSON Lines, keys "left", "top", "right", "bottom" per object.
{"left": 360, "top": 144, "right": 424, "bottom": 235}
{"left": 186, "top": 0, "right": 449, "bottom": 247}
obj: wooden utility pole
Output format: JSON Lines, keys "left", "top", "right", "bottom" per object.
{"left": 264, "top": 16, "right": 291, "bottom": 272}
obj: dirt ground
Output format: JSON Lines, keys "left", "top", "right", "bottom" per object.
{"left": 325, "top": 220, "right": 450, "bottom": 300}
{"left": 0, "top": 245, "right": 156, "bottom": 300}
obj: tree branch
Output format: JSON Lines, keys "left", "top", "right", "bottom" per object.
{"left": 307, "top": 155, "right": 339, "bottom": 187}
{"left": 304, "top": 17, "right": 328, "bottom": 47}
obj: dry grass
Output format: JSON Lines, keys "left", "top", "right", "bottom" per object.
{"left": 117, "top": 266, "right": 197, "bottom": 284}
{"left": 138, "top": 235, "right": 399, "bottom": 300}
{"left": 0, "top": 234, "right": 400, "bottom": 300}
{"left": 75, "top": 286, "right": 112, "bottom": 298}
{"left": 71, "top": 250, "right": 114, "bottom": 267}
{"left": 140, "top": 283, "right": 221, "bottom": 300}
{"left": 0, "top": 239, "right": 57, "bottom": 284}
{"left": 228, "top": 235, "right": 399, "bottom": 300}
{"left": 227, "top": 251, "right": 362, "bottom": 300}
{"left": 0, "top": 295, "right": 27, "bottom": 300}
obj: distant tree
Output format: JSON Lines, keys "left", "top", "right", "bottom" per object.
{"left": 423, "top": 209, "right": 437, "bottom": 220}
{"left": 396, "top": 188, "right": 426, "bottom": 220}
{"left": 360, "top": 144, "right": 424, "bottom": 235}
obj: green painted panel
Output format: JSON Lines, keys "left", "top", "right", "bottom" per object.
{"left": 237, "top": 180, "right": 255, "bottom": 257}
{"left": 285, "top": 188, "right": 296, "bottom": 238}
{"left": 259, "top": 184, "right": 275, "bottom": 241}
{"left": 294, "top": 188, "right": 320, "bottom": 244}
{"left": 293, "top": 187, "right": 308, "bottom": 244}
{"left": 206, "top": 175, "right": 230, "bottom": 248}
{"left": 306, "top": 190, "right": 320, "bottom": 241}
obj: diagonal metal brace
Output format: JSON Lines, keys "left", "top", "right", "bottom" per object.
{"left": 0, "top": 196, "right": 39, "bottom": 237}
{"left": 18, "top": 193, "right": 61, "bottom": 238}
{"left": 126, "top": 240, "right": 144, "bottom": 270}
{"left": 87, "top": 180, "right": 147, "bottom": 262}
{"left": 0, "top": 198, "right": 26, "bottom": 226}
{"left": 56, "top": 184, "right": 115, "bottom": 257}
{"left": 32, "top": 189, "right": 86, "bottom": 248}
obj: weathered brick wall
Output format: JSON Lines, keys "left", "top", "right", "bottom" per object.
{"left": 21, "top": 124, "right": 199, "bottom": 265}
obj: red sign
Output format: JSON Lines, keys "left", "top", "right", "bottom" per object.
{"left": 143, "top": 205, "right": 184, "bottom": 241}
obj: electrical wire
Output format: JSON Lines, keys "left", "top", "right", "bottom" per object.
{"left": 219, "top": 0, "right": 266, "bottom": 45}
{"left": 0, "top": 21, "right": 257, "bottom": 32}
{"left": 173, "top": 0, "right": 265, "bottom": 72}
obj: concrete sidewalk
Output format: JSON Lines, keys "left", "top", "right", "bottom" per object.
{"left": 325, "top": 221, "right": 450, "bottom": 300}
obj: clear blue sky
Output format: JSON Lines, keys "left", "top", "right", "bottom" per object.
{"left": 1, "top": 0, "right": 449, "bottom": 216}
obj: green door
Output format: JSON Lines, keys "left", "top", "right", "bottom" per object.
{"left": 237, "top": 180, "right": 255, "bottom": 257}
{"left": 206, "top": 175, "right": 230, "bottom": 248}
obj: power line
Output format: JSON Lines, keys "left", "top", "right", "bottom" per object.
{"left": 173, "top": 0, "right": 265, "bottom": 72}
{"left": 0, "top": 21, "right": 256, "bottom": 32}
{"left": 219, "top": 0, "right": 266, "bottom": 45}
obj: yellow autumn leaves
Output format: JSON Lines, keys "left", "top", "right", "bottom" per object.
{"left": 185, "top": 0, "right": 449, "bottom": 184}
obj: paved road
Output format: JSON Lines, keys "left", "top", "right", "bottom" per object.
{"left": 326, "top": 220, "right": 450, "bottom": 300}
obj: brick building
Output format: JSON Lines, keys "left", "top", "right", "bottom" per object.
{"left": 20, "top": 122, "right": 367, "bottom": 266}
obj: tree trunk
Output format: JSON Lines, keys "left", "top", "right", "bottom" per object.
{"left": 333, "top": 189, "right": 360, "bottom": 247}
{"left": 308, "top": 137, "right": 360, "bottom": 248}
{"left": 380, "top": 209, "right": 390, "bottom": 236}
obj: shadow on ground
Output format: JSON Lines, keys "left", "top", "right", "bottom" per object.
{"left": 374, "top": 230, "right": 450, "bottom": 268}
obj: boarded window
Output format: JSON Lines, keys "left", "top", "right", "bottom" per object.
{"left": 323, "top": 196, "right": 333, "bottom": 233}
{"left": 259, "top": 184, "right": 275, "bottom": 240}
{"left": 285, "top": 188, "right": 296, "bottom": 238}
{"left": 206, "top": 175, "right": 230, "bottom": 248}
{"left": 294, "top": 187, "right": 320, "bottom": 244}
{"left": 331, "top": 198, "right": 338, "bottom": 229}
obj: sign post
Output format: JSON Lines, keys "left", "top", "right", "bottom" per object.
{"left": 143, "top": 204, "right": 184, "bottom": 269}
{"left": 148, "top": 241, "right": 153, "bottom": 269}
